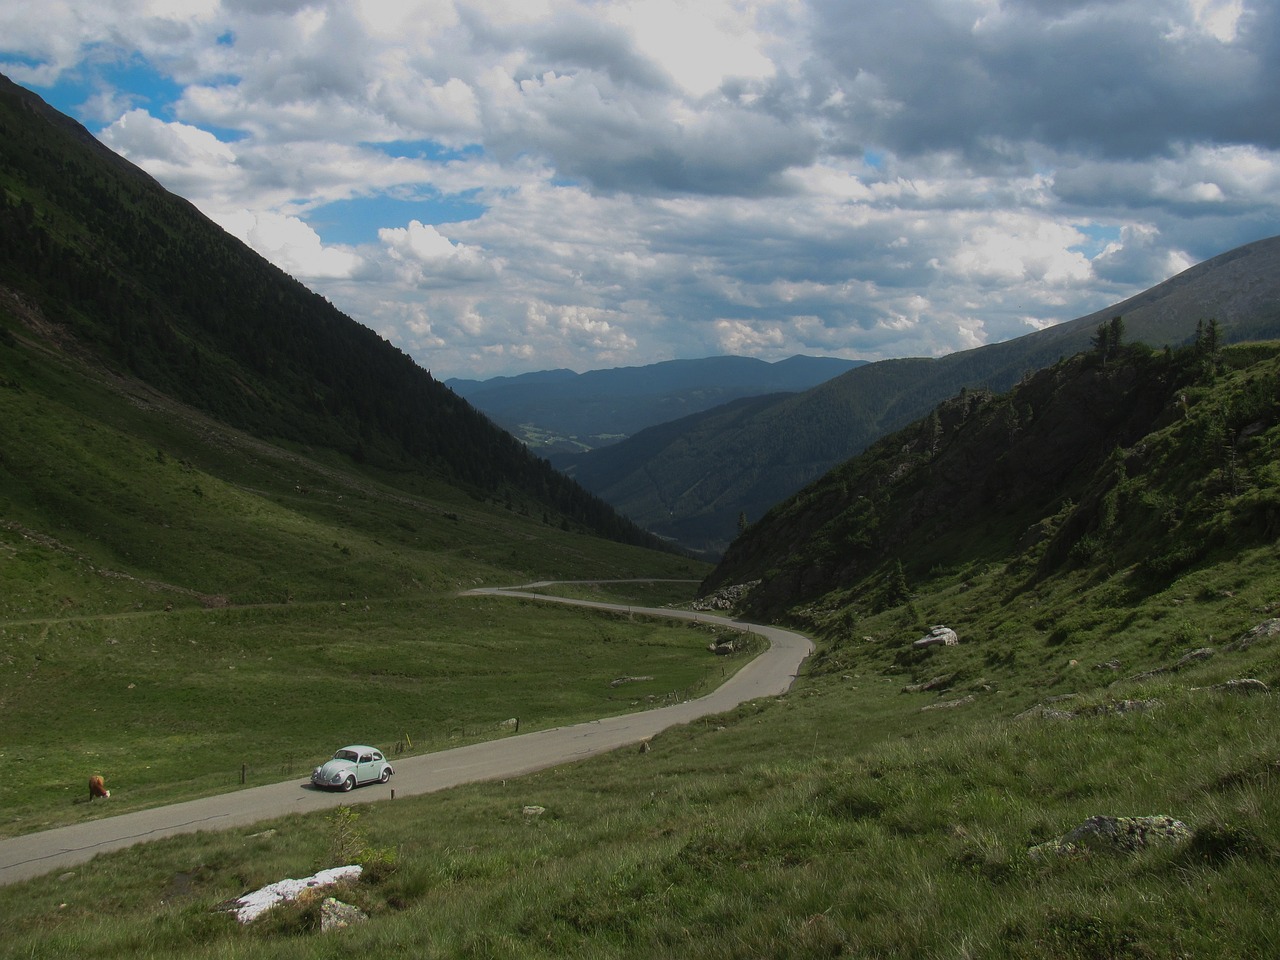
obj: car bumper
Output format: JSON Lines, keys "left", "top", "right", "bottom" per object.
{"left": 310, "top": 771, "right": 351, "bottom": 789}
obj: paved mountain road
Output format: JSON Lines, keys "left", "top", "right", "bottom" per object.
{"left": 0, "top": 585, "right": 811, "bottom": 887}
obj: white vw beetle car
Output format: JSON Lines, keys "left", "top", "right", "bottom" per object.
{"left": 311, "top": 745, "right": 394, "bottom": 791}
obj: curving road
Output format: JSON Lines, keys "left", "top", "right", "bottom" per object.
{"left": 0, "top": 584, "right": 811, "bottom": 887}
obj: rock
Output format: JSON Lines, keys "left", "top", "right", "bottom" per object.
{"left": 320, "top": 897, "right": 368, "bottom": 933}
{"left": 1174, "top": 647, "right": 1216, "bottom": 668}
{"left": 1017, "top": 696, "right": 1161, "bottom": 720}
{"left": 1227, "top": 619, "right": 1280, "bottom": 652}
{"left": 710, "top": 641, "right": 736, "bottom": 656}
{"left": 1207, "top": 678, "right": 1270, "bottom": 695}
{"left": 692, "top": 581, "right": 760, "bottom": 612}
{"left": 499, "top": 718, "right": 518, "bottom": 729}
{"left": 638, "top": 739, "right": 651, "bottom": 754}
{"left": 901, "top": 673, "right": 955, "bottom": 694}
{"left": 522, "top": 805, "right": 546, "bottom": 817}
{"left": 1076, "top": 816, "right": 1187, "bottom": 855}
{"left": 912, "top": 626, "right": 959, "bottom": 650}
{"left": 609, "top": 675, "right": 654, "bottom": 687}
{"left": 921, "top": 694, "right": 974, "bottom": 711}
{"left": 1128, "top": 647, "right": 1215, "bottom": 683}
{"left": 1097, "top": 698, "right": 1163, "bottom": 716}
{"left": 1029, "top": 815, "right": 1191, "bottom": 860}
{"left": 223, "top": 865, "right": 363, "bottom": 923}
{"left": 1095, "top": 659, "right": 1122, "bottom": 671}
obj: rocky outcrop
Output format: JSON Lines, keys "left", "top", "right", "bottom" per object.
{"left": 1201, "top": 678, "right": 1270, "bottom": 695}
{"left": 901, "top": 673, "right": 955, "bottom": 694}
{"left": 912, "top": 625, "right": 958, "bottom": 650}
{"left": 1017, "top": 696, "right": 1163, "bottom": 720}
{"left": 1226, "top": 618, "right": 1280, "bottom": 652}
{"left": 320, "top": 897, "right": 368, "bottom": 932}
{"left": 693, "top": 581, "right": 759, "bottom": 611}
{"left": 1126, "top": 647, "right": 1215, "bottom": 683}
{"left": 1029, "top": 815, "right": 1191, "bottom": 859}
{"left": 221, "top": 865, "right": 363, "bottom": 923}
{"left": 921, "top": 694, "right": 974, "bottom": 711}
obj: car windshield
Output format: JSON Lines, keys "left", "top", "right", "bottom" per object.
{"left": 334, "top": 750, "right": 360, "bottom": 762}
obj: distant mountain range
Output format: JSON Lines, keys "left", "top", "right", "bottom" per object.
{"left": 7, "top": 69, "right": 1279, "bottom": 568}
{"left": 446, "top": 354, "right": 864, "bottom": 453}
{"left": 555, "top": 235, "right": 1280, "bottom": 557}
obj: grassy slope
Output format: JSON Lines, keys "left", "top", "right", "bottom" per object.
{"left": 0, "top": 317, "right": 712, "bottom": 838}
{"left": 3, "top": 344, "right": 1280, "bottom": 956}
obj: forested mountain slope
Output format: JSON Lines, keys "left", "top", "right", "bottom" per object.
{"left": 0, "top": 72, "right": 658, "bottom": 550}
{"left": 564, "top": 236, "right": 1280, "bottom": 557}
{"left": 706, "top": 336, "right": 1280, "bottom": 623}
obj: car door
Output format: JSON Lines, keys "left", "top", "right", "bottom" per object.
{"left": 357, "top": 751, "right": 376, "bottom": 783}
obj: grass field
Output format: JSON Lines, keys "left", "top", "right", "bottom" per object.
{"left": 0, "top": 590, "right": 754, "bottom": 838}
{"left": 3, "top": 600, "right": 1278, "bottom": 958}
{"left": 5, "top": 326, "right": 1280, "bottom": 956}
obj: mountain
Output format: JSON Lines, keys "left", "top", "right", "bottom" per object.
{"left": 561, "top": 235, "right": 1280, "bottom": 557}
{"left": 5, "top": 74, "right": 1280, "bottom": 955}
{"left": 446, "top": 354, "right": 864, "bottom": 453}
{"left": 0, "top": 72, "right": 666, "bottom": 553}
{"left": 704, "top": 336, "right": 1280, "bottom": 620}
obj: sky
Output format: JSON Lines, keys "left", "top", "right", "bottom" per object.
{"left": 2, "top": 0, "right": 1278, "bottom": 381}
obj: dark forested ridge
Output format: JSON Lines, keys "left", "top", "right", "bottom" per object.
{"left": 706, "top": 336, "right": 1280, "bottom": 620}
{"left": 560, "top": 235, "right": 1280, "bottom": 557}
{"left": 0, "top": 73, "right": 664, "bottom": 551}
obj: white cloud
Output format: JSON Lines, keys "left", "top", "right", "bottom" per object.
{"left": 608, "top": 0, "right": 778, "bottom": 96}
{"left": 216, "top": 210, "right": 364, "bottom": 279}
{"left": 100, "top": 109, "right": 240, "bottom": 198}
{"left": 2, "top": 0, "right": 1278, "bottom": 378}
{"left": 379, "top": 220, "right": 497, "bottom": 284}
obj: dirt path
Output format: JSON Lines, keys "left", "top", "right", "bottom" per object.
{"left": 0, "top": 585, "right": 811, "bottom": 886}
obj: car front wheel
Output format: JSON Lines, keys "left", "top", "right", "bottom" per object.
{"left": 379, "top": 767, "right": 390, "bottom": 783}
{"left": 342, "top": 776, "right": 355, "bottom": 792}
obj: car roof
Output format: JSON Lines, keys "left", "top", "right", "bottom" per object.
{"left": 337, "top": 744, "right": 379, "bottom": 752}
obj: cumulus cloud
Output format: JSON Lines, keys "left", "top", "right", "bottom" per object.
{"left": 379, "top": 220, "right": 496, "bottom": 284}
{"left": 217, "top": 210, "right": 365, "bottom": 279}
{"left": 101, "top": 109, "right": 238, "bottom": 189}
{"left": 2, "top": 0, "right": 1279, "bottom": 378}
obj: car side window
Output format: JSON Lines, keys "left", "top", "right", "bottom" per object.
{"left": 360, "top": 754, "right": 372, "bottom": 763}
{"left": 372, "top": 752, "right": 383, "bottom": 762}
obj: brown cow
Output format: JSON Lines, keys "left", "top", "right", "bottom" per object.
{"left": 88, "top": 775, "right": 110, "bottom": 800}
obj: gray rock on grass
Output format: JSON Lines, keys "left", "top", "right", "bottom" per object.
{"left": 1029, "top": 815, "right": 1191, "bottom": 860}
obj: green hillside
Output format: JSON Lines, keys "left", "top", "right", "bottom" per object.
{"left": 5, "top": 335, "right": 1280, "bottom": 957}
{"left": 706, "top": 334, "right": 1280, "bottom": 619}
{"left": 0, "top": 71, "right": 708, "bottom": 835}
{"left": 0, "top": 73, "right": 660, "bottom": 552}
{"left": 3, "top": 71, "right": 1280, "bottom": 958}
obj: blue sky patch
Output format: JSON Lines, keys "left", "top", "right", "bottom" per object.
{"left": 1072, "top": 224, "right": 1123, "bottom": 258}
{"left": 23, "top": 51, "right": 184, "bottom": 127}
{"left": 372, "top": 140, "right": 484, "bottom": 163}
{"left": 310, "top": 190, "right": 487, "bottom": 245}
